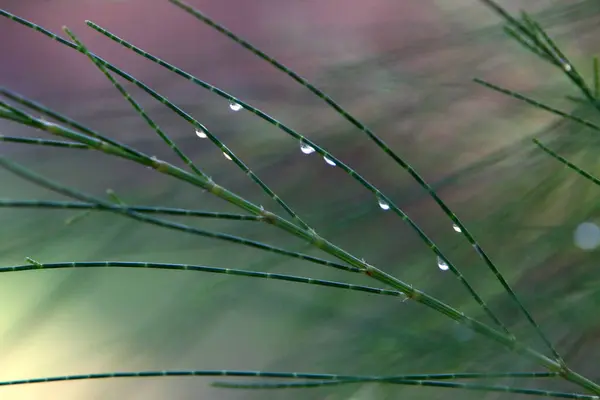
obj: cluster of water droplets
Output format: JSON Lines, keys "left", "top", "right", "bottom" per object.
{"left": 298, "top": 141, "right": 337, "bottom": 167}
{"left": 224, "top": 99, "right": 459, "bottom": 274}
{"left": 223, "top": 102, "right": 341, "bottom": 169}
{"left": 195, "top": 127, "right": 233, "bottom": 162}
{"left": 429, "top": 224, "right": 466, "bottom": 271}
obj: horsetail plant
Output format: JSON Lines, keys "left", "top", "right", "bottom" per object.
{"left": 1, "top": 0, "right": 600, "bottom": 398}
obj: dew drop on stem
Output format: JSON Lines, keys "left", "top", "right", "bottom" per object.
{"left": 195, "top": 128, "right": 207, "bottom": 139}
{"left": 229, "top": 102, "right": 242, "bottom": 111}
{"left": 560, "top": 60, "right": 572, "bottom": 72}
{"left": 223, "top": 152, "right": 232, "bottom": 161}
{"left": 377, "top": 197, "right": 390, "bottom": 211}
{"left": 437, "top": 256, "right": 449, "bottom": 271}
{"left": 323, "top": 156, "right": 336, "bottom": 166}
{"left": 452, "top": 223, "right": 461, "bottom": 232}
{"left": 300, "top": 143, "right": 315, "bottom": 155}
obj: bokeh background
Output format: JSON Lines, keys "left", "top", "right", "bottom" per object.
{"left": 2, "top": 0, "right": 600, "bottom": 399}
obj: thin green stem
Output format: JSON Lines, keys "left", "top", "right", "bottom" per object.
{"left": 502, "top": 25, "right": 553, "bottom": 63}
{"left": 0, "top": 199, "right": 261, "bottom": 221}
{"left": 0, "top": 134, "right": 89, "bottom": 149}
{"left": 214, "top": 379, "right": 596, "bottom": 399}
{"left": 0, "top": 107, "right": 37, "bottom": 125}
{"left": 474, "top": 79, "right": 600, "bottom": 133}
{"left": 0, "top": 370, "right": 561, "bottom": 387}
{"left": 533, "top": 139, "right": 600, "bottom": 186}
{"left": 15, "top": 260, "right": 402, "bottom": 297}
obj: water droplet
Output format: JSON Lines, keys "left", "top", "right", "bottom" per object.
{"left": 377, "top": 197, "right": 390, "bottom": 211}
{"left": 229, "top": 102, "right": 242, "bottom": 112}
{"left": 223, "top": 152, "right": 232, "bottom": 161}
{"left": 300, "top": 143, "right": 315, "bottom": 155}
{"left": 323, "top": 156, "right": 336, "bottom": 166}
{"left": 452, "top": 223, "right": 462, "bottom": 233}
{"left": 195, "top": 129, "right": 207, "bottom": 139}
{"left": 574, "top": 222, "right": 600, "bottom": 250}
{"left": 562, "top": 62, "right": 572, "bottom": 72}
{"left": 437, "top": 256, "right": 449, "bottom": 271}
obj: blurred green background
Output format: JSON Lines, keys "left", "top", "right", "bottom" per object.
{"left": 2, "top": 0, "right": 600, "bottom": 399}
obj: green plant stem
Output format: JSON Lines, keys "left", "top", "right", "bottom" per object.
{"left": 214, "top": 379, "right": 596, "bottom": 399}
{"left": 0, "top": 134, "right": 89, "bottom": 149}
{"left": 0, "top": 199, "right": 261, "bottom": 221}
{"left": 0, "top": 369, "right": 560, "bottom": 387}
{"left": 533, "top": 139, "right": 600, "bottom": 186}
{"left": 473, "top": 79, "right": 600, "bottom": 133}
{"left": 16, "top": 260, "right": 401, "bottom": 297}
